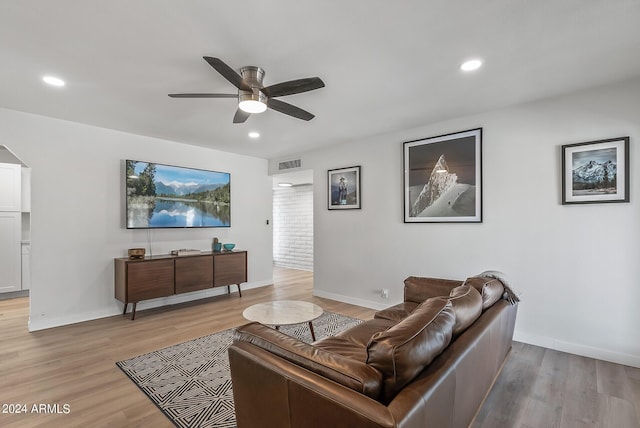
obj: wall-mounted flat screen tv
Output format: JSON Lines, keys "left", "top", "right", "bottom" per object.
{"left": 125, "top": 160, "right": 230, "bottom": 229}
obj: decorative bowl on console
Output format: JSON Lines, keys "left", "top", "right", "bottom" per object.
{"left": 128, "top": 248, "right": 146, "bottom": 259}
{"left": 223, "top": 243, "right": 235, "bottom": 251}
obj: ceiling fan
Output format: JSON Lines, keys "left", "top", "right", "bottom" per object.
{"left": 169, "top": 56, "right": 325, "bottom": 123}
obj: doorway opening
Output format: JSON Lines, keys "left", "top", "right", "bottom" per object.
{"left": 0, "top": 145, "right": 31, "bottom": 307}
{"left": 272, "top": 169, "right": 313, "bottom": 272}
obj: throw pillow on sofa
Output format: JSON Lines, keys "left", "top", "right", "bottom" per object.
{"left": 366, "top": 297, "right": 455, "bottom": 403}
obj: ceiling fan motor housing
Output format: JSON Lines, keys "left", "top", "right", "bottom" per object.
{"left": 240, "top": 66, "right": 265, "bottom": 87}
{"left": 238, "top": 66, "right": 267, "bottom": 112}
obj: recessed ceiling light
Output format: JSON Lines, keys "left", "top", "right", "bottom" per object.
{"left": 278, "top": 182, "right": 293, "bottom": 187}
{"left": 42, "top": 75, "right": 65, "bottom": 87}
{"left": 460, "top": 59, "right": 482, "bottom": 72}
{"left": 248, "top": 131, "right": 260, "bottom": 139}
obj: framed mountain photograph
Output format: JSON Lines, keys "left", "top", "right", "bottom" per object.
{"left": 562, "top": 137, "right": 629, "bottom": 204}
{"left": 403, "top": 128, "right": 482, "bottom": 223}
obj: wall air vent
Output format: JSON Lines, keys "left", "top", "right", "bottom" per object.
{"left": 278, "top": 159, "right": 302, "bottom": 171}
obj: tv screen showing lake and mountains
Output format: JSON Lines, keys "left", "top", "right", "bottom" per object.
{"left": 126, "top": 160, "right": 230, "bottom": 228}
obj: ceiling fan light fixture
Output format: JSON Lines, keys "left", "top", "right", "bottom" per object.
{"left": 238, "top": 90, "right": 267, "bottom": 113}
{"left": 239, "top": 99, "right": 267, "bottom": 114}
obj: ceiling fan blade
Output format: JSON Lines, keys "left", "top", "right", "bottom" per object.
{"left": 261, "top": 77, "right": 325, "bottom": 97}
{"left": 168, "top": 93, "right": 237, "bottom": 98}
{"left": 233, "top": 109, "right": 251, "bottom": 123}
{"left": 267, "top": 98, "right": 315, "bottom": 121}
{"left": 203, "top": 56, "right": 252, "bottom": 91}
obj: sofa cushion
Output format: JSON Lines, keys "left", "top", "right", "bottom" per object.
{"left": 312, "top": 336, "right": 368, "bottom": 361}
{"left": 463, "top": 276, "right": 505, "bottom": 310}
{"left": 403, "top": 276, "right": 463, "bottom": 303}
{"left": 234, "top": 322, "right": 383, "bottom": 400}
{"left": 447, "top": 285, "right": 483, "bottom": 336}
{"left": 333, "top": 317, "right": 396, "bottom": 347}
{"left": 366, "top": 298, "right": 455, "bottom": 403}
{"left": 374, "top": 302, "right": 419, "bottom": 322}
{"left": 314, "top": 318, "right": 396, "bottom": 362}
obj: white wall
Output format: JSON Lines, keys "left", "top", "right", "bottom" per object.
{"left": 287, "top": 77, "right": 640, "bottom": 368}
{"left": 273, "top": 184, "right": 313, "bottom": 270}
{"left": 0, "top": 108, "right": 274, "bottom": 331}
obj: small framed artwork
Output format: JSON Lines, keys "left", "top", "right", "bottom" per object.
{"left": 328, "top": 166, "right": 361, "bottom": 210}
{"left": 403, "top": 128, "right": 482, "bottom": 223}
{"left": 562, "top": 137, "right": 629, "bottom": 204}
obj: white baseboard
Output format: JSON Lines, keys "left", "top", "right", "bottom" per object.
{"left": 28, "top": 308, "right": 119, "bottom": 332}
{"left": 514, "top": 331, "right": 640, "bottom": 369}
{"left": 28, "top": 280, "right": 272, "bottom": 332}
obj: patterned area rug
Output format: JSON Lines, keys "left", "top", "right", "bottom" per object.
{"left": 116, "top": 311, "right": 362, "bottom": 428}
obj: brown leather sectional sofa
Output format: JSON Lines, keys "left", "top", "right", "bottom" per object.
{"left": 228, "top": 275, "right": 518, "bottom": 428}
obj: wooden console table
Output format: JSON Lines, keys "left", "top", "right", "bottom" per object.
{"left": 114, "top": 250, "right": 247, "bottom": 320}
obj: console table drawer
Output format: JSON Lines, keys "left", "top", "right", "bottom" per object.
{"left": 214, "top": 252, "right": 247, "bottom": 286}
{"left": 127, "top": 259, "right": 175, "bottom": 301}
{"left": 175, "top": 255, "right": 214, "bottom": 294}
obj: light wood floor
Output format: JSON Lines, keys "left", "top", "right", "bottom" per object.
{"left": 0, "top": 267, "right": 638, "bottom": 428}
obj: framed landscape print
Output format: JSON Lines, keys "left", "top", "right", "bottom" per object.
{"left": 562, "top": 137, "right": 629, "bottom": 204}
{"left": 403, "top": 128, "right": 482, "bottom": 223}
{"left": 328, "top": 166, "right": 361, "bottom": 210}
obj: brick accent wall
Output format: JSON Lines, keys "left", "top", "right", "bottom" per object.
{"left": 273, "top": 184, "right": 313, "bottom": 271}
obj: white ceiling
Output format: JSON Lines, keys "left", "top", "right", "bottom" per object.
{"left": 2, "top": 1, "right": 640, "bottom": 160}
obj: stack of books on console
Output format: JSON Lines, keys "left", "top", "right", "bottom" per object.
{"left": 170, "top": 249, "right": 202, "bottom": 256}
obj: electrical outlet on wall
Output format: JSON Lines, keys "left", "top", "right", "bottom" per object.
{"left": 381, "top": 288, "right": 389, "bottom": 299}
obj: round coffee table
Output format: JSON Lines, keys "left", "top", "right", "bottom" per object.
{"left": 242, "top": 300, "right": 324, "bottom": 341}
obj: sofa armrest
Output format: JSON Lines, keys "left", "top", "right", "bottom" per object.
{"left": 229, "top": 341, "right": 396, "bottom": 428}
{"left": 403, "top": 276, "right": 463, "bottom": 303}
{"left": 234, "top": 322, "right": 383, "bottom": 400}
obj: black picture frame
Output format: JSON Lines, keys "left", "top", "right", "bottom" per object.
{"left": 403, "top": 128, "right": 482, "bottom": 223}
{"left": 328, "top": 166, "right": 361, "bottom": 210}
{"left": 561, "top": 137, "right": 629, "bottom": 204}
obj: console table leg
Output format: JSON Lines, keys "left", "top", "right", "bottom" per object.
{"left": 308, "top": 322, "right": 316, "bottom": 341}
{"left": 123, "top": 303, "right": 128, "bottom": 315}
{"left": 237, "top": 284, "right": 242, "bottom": 297}
{"left": 131, "top": 302, "right": 137, "bottom": 321}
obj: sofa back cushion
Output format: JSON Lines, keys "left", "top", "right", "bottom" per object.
{"left": 366, "top": 297, "right": 455, "bottom": 403}
{"left": 447, "top": 285, "right": 483, "bottom": 336}
{"left": 463, "top": 276, "right": 504, "bottom": 310}
{"left": 403, "top": 276, "right": 463, "bottom": 303}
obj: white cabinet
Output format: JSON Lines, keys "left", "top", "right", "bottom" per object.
{"left": 0, "top": 163, "right": 21, "bottom": 211}
{"left": 0, "top": 162, "right": 22, "bottom": 293}
{"left": 0, "top": 212, "right": 21, "bottom": 293}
